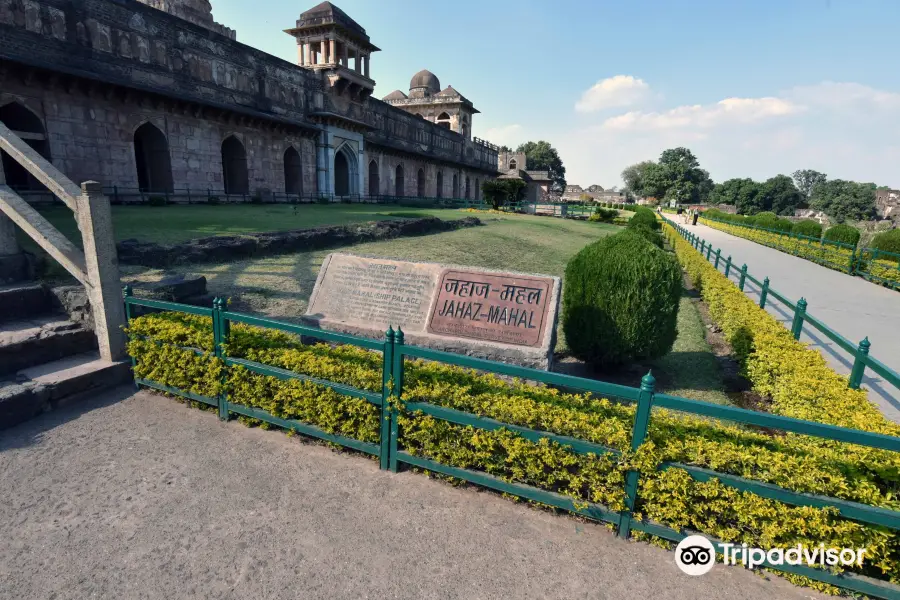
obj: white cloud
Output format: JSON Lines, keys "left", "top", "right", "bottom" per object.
{"left": 482, "top": 123, "right": 523, "bottom": 147}
{"left": 575, "top": 75, "right": 650, "bottom": 113}
{"left": 602, "top": 97, "right": 802, "bottom": 131}
{"left": 556, "top": 81, "right": 900, "bottom": 190}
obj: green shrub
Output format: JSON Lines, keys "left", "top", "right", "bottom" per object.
{"left": 823, "top": 224, "right": 861, "bottom": 247}
{"left": 629, "top": 224, "right": 663, "bottom": 248}
{"left": 869, "top": 229, "right": 900, "bottom": 259}
{"left": 628, "top": 207, "right": 661, "bottom": 231}
{"left": 589, "top": 207, "right": 617, "bottom": 223}
{"left": 147, "top": 195, "right": 167, "bottom": 207}
{"left": 562, "top": 230, "right": 681, "bottom": 367}
{"left": 773, "top": 218, "right": 794, "bottom": 233}
{"left": 754, "top": 211, "right": 779, "bottom": 228}
{"left": 791, "top": 219, "right": 822, "bottom": 238}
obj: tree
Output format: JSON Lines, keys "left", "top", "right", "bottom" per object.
{"left": 499, "top": 145, "right": 512, "bottom": 153}
{"left": 641, "top": 147, "right": 713, "bottom": 204}
{"left": 621, "top": 161, "right": 657, "bottom": 198}
{"left": 809, "top": 180, "right": 877, "bottom": 222}
{"left": 709, "top": 178, "right": 763, "bottom": 214}
{"left": 516, "top": 141, "right": 566, "bottom": 193}
{"left": 758, "top": 174, "right": 803, "bottom": 215}
{"left": 791, "top": 169, "right": 827, "bottom": 204}
{"left": 481, "top": 178, "right": 526, "bottom": 210}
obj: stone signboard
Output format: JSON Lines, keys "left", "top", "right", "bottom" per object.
{"left": 304, "top": 253, "right": 561, "bottom": 369}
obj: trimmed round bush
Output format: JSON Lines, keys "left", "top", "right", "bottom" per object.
{"left": 629, "top": 224, "right": 663, "bottom": 248}
{"left": 791, "top": 219, "right": 822, "bottom": 238}
{"left": 773, "top": 218, "right": 794, "bottom": 233}
{"left": 562, "top": 229, "right": 681, "bottom": 368}
{"left": 824, "top": 224, "right": 861, "bottom": 247}
{"left": 754, "top": 212, "right": 779, "bottom": 228}
{"left": 870, "top": 229, "right": 900, "bottom": 260}
{"left": 629, "top": 207, "right": 661, "bottom": 231}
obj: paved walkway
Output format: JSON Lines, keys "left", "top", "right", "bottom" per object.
{"left": 686, "top": 221, "right": 900, "bottom": 422}
{"left": 0, "top": 389, "right": 827, "bottom": 600}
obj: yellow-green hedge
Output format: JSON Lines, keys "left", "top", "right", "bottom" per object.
{"left": 127, "top": 302, "right": 900, "bottom": 591}
{"left": 701, "top": 218, "right": 900, "bottom": 290}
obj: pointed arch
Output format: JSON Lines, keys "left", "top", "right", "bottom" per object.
{"left": 436, "top": 112, "right": 451, "bottom": 130}
{"left": 436, "top": 171, "right": 443, "bottom": 198}
{"left": 395, "top": 164, "right": 405, "bottom": 197}
{"left": 475, "top": 178, "right": 480, "bottom": 200}
{"left": 508, "top": 159, "right": 517, "bottom": 170}
{"left": 0, "top": 102, "right": 51, "bottom": 190}
{"left": 284, "top": 146, "right": 303, "bottom": 195}
{"left": 465, "top": 176, "right": 471, "bottom": 199}
{"left": 368, "top": 159, "right": 380, "bottom": 196}
{"left": 417, "top": 168, "right": 425, "bottom": 197}
{"left": 334, "top": 143, "right": 358, "bottom": 196}
{"left": 133, "top": 122, "right": 173, "bottom": 194}
{"left": 452, "top": 173, "right": 459, "bottom": 198}
{"left": 222, "top": 135, "right": 249, "bottom": 195}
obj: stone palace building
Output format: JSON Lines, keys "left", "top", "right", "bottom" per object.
{"left": 0, "top": 0, "right": 499, "bottom": 200}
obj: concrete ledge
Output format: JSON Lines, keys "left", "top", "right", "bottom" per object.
{"left": 116, "top": 216, "right": 481, "bottom": 267}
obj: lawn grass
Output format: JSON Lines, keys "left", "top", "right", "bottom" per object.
{"left": 26, "top": 203, "right": 467, "bottom": 246}
{"left": 119, "top": 209, "right": 730, "bottom": 403}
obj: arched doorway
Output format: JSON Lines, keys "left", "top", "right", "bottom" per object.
{"left": 222, "top": 136, "right": 249, "bottom": 195}
{"left": 395, "top": 164, "right": 404, "bottom": 197}
{"left": 284, "top": 146, "right": 302, "bottom": 195}
{"left": 508, "top": 159, "right": 517, "bottom": 170}
{"left": 465, "top": 176, "right": 471, "bottom": 199}
{"left": 436, "top": 112, "right": 451, "bottom": 130}
{"left": 436, "top": 171, "right": 443, "bottom": 198}
{"left": 134, "top": 122, "right": 173, "bottom": 193}
{"left": 452, "top": 173, "right": 459, "bottom": 198}
{"left": 475, "top": 178, "right": 480, "bottom": 200}
{"left": 333, "top": 144, "right": 357, "bottom": 197}
{"left": 368, "top": 160, "right": 379, "bottom": 196}
{"left": 417, "top": 168, "right": 425, "bottom": 197}
{"left": 0, "top": 102, "right": 51, "bottom": 190}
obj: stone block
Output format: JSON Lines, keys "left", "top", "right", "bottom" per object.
{"left": 125, "top": 273, "right": 208, "bottom": 302}
{"left": 304, "top": 253, "right": 561, "bottom": 370}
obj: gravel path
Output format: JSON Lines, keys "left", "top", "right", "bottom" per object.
{"left": 685, "top": 221, "right": 900, "bottom": 423}
{"left": 0, "top": 388, "right": 828, "bottom": 600}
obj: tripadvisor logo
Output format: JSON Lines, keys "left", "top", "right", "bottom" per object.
{"left": 675, "top": 535, "right": 867, "bottom": 576}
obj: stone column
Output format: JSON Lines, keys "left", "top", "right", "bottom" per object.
{"left": 342, "top": 42, "right": 348, "bottom": 67}
{"left": 363, "top": 54, "right": 369, "bottom": 78}
{"left": 76, "top": 181, "right": 127, "bottom": 361}
{"left": 329, "top": 38, "right": 336, "bottom": 65}
{"left": 320, "top": 39, "right": 327, "bottom": 64}
{"left": 316, "top": 131, "right": 330, "bottom": 197}
{"left": 297, "top": 42, "right": 305, "bottom": 66}
{"left": 354, "top": 47, "right": 361, "bottom": 73}
{"left": 357, "top": 139, "right": 366, "bottom": 198}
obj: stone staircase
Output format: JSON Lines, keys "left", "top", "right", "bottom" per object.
{"left": 0, "top": 281, "right": 131, "bottom": 430}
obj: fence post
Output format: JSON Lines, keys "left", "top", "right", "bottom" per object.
{"left": 714, "top": 249, "right": 721, "bottom": 269}
{"left": 122, "top": 285, "right": 138, "bottom": 388}
{"left": 790, "top": 297, "right": 807, "bottom": 340}
{"left": 212, "top": 297, "right": 230, "bottom": 421}
{"left": 759, "top": 277, "right": 770, "bottom": 308}
{"left": 739, "top": 264, "right": 748, "bottom": 291}
{"left": 849, "top": 337, "right": 870, "bottom": 390}
{"left": 76, "top": 181, "right": 127, "bottom": 361}
{"left": 618, "top": 371, "right": 655, "bottom": 540}
{"left": 700, "top": 240, "right": 706, "bottom": 256}
{"left": 389, "top": 327, "right": 405, "bottom": 473}
{"left": 186, "top": 185, "right": 191, "bottom": 204}
{"left": 724, "top": 256, "right": 732, "bottom": 278}
{"left": 380, "top": 327, "right": 395, "bottom": 470}
{"left": 706, "top": 243, "right": 713, "bottom": 261}
{"left": 849, "top": 247, "right": 857, "bottom": 275}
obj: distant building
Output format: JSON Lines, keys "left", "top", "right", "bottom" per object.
{"left": 561, "top": 184, "right": 586, "bottom": 202}
{"left": 496, "top": 152, "right": 552, "bottom": 203}
{"left": 876, "top": 188, "right": 900, "bottom": 220}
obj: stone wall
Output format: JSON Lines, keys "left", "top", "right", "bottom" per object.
{"left": 364, "top": 147, "right": 485, "bottom": 199}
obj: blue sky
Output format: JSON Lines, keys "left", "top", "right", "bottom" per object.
{"left": 212, "top": 0, "right": 900, "bottom": 188}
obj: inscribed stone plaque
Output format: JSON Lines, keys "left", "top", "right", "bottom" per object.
{"left": 305, "top": 254, "right": 439, "bottom": 332}
{"left": 305, "top": 253, "right": 561, "bottom": 370}
{"left": 427, "top": 270, "right": 553, "bottom": 347}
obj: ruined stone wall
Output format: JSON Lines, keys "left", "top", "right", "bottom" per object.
{"left": 364, "top": 147, "right": 485, "bottom": 199}
{"left": 1, "top": 77, "right": 318, "bottom": 195}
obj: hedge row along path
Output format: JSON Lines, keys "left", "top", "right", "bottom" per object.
{"left": 0, "top": 388, "right": 829, "bottom": 600}
{"left": 689, "top": 221, "right": 900, "bottom": 422}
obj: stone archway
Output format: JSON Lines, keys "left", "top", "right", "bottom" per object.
{"left": 417, "top": 168, "right": 425, "bottom": 197}
{"left": 368, "top": 160, "right": 379, "bottom": 196}
{"left": 334, "top": 143, "right": 358, "bottom": 197}
{"left": 465, "top": 176, "right": 471, "bottom": 199}
{"left": 134, "top": 122, "right": 173, "bottom": 193}
{"left": 452, "top": 173, "right": 459, "bottom": 198}
{"left": 0, "top": 102, "right": 51, "bottom": 190}
{"left": 222, "top": 135, "right": 249, "bottom": 195}
{"left": 436, "top": 171, "right": 443, "bottom": 198}
{"left": 284, "top": 146, "right": 303, "bottom": 195}
{"left": 395, "top": 164, "right": 404, "bottom": 197}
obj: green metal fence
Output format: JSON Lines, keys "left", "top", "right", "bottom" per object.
{"left": 703, "top": 215, "right": 900, "bottom": 291}
{"left": 663, "top": 217, "right": 900, "bottom": 399}
{"left": 123, "top": 288, "right": 900, "bottom": 599}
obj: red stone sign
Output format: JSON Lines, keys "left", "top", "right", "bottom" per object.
{"left": 427, "top": 269, "right": 553, "bottom": 347}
